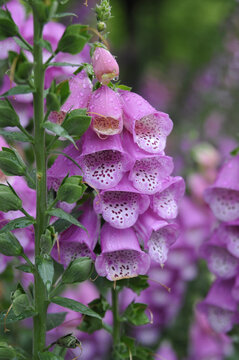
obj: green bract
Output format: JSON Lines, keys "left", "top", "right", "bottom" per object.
{"left": 0, "top": 184, "right": 22, "bottom": 212}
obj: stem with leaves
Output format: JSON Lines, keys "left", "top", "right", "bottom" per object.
{"left": 32, "top": 7, "right": 48, "bottom": 359}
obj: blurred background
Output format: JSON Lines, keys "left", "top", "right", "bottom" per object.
{"left": 1, "top": 0, "right": 239, "bottom": 359}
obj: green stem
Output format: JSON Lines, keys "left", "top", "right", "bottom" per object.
{"left": 112, "top": 287, "right": 120, "bottom": 350}
{"left": 32, "top": 9, "right": 48, "bottom": 360}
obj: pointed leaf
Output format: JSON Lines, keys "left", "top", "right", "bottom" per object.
{"left": 0, "top": 85, "right": 34, "bottom": 97}
{"left": 0, "top": 217, "right": 35, "bottom": 233}
{"left": 47, "top": 208, "right": 86, "bottom": 231}
{"left": 0, "top": 309, "right": 37, "bottom": 324}
{"left": 43, "top": 121, "right": 76, "bottom": 147}
{"left": 51, "top": 296, "right": 102, "bottom": 319}
{"left": 0, "top": 129, "right": 31, "bottom": 142}
{"left": 46, "top": 312, "right": 67, "bottom": 331}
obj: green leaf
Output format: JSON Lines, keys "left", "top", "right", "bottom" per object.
{"left": 0, "top": 9, "right": 19, "bottom": 39}
{"left": 123, "top": 302, "right": 150, "bottom": 326}
{"left": 0, "top": 85, "right": 34, "bottom": 97}
{"left": 62, "top": 257, "right": 93, "bottom": 284}
{"left": 51, "top": 296, "right": 102, "bottom": 319}
{"left": 119, "top": 275, "right": 149, "bottom": 295}
{"left": 38, "top": 39, "right": 53, "bottom": 54}
{"left": 45, "top": 62, "right": 80, "bottom": 68}
{"left": 0, "top": 230, "right": 23, "bottom": 256}
{"left": 13, "top": 36, "right": 31, "bottom": 51}
{"left": 47, "top": 208, "right": 86, "bottom": 231}
{"left": 36, "top": 255, "right": 54, "bottom": 292}
{"left": 46, "top": 312, "right": 67, "bottom": 331}
{"left": 55, "top": 80, "right": 70, "bottom": 106}
{"left": 62, "top": 108, "right": 91, "bottom": 137}
{"left": 39, "top": 352, "right": 62, "bottom": 360}
{"left": 78, "top": 316, "right": 103, "bottom": 334}
{"left": 0, "top": 129, "right": 30, "bottom": 142}
{"left": 57, "top": 24, "right": 91, "bottom": 54}
{"left": 0, "top": 217, "right": 35, "bottom": 233}
{"left": 0, "top": 99, "right": 20, "bottom": 127}
{"left": 231, "top": 146, "right": 239, "bottom": 156}
{"left": 15, "top": 264, "right": 33, "bottom": 273}
{"left": 0, "top": 184, "right": 22, "bottom": 212}
{"left": 12, "top": 294, "right": 30, "bottom": 316}
{"left": 0, "top": 308, "right": 37, "bottom": 324}
{"left": 0, "top": 147, "right": 27, "bottom": 176}
{"left": 53, "top": 12, "right": 78, "bottom": 18}
{"left": 43, "top": 121, "right": 76, "bottom": 147}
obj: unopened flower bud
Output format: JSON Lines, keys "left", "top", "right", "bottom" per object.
{"left": 56, "top": 333, "right": 81, "bottom": 348}
{"left": 92, "top": 47, "right": 119, "bottom": 85}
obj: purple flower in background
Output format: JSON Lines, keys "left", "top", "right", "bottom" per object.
{"left": 94, "top": 175, "right": 150, "bottom": 229}
{"left": 122, "top": 130, "right": 174, "bottom": 194}
{"left": 78, "top": 128, "right": 132, "bottom": 190}
{"left": 120, "top": 90, "right": 173, "bottom": 154}
{"left": 204, "top": 155, "right": 239, "bottom": 222}
{"left": 88, "top": 85, "right": 123, "bottom": 136}
{"left": 197, "top": 279, "right": 239, "bottom": 333}
{"left": 200, "top": 225, "right": 239, "bottom": 279}
{"left": 150, "top": 176, "right": 185, "bottom": 219}
{"left": 95, "top": 223, "right": 150, "bottom": 281}
{"left": 92, "top": 47, "right": 119, "bottom": 85}
{"left": 189, "top": 310, "right": 233, "bottom": 360}
{"left": 51, "top": 202, "right": 100, "bottom": 267}
{"left": 135, "top": 209, "right": 179, "bottom": 265}
{"left": 156, "top": 341, "right": 178, "bottom": 360}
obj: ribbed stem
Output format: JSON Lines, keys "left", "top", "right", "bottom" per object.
{"left": 32, "top": 10, "right": 48, "bottom": 360}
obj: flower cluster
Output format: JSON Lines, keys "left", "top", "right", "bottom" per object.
{"left": 198, "top": 154, "right": 239, "bottom": 333}
{"left": 47, "top": 45, "right": 185, "bottom": 282}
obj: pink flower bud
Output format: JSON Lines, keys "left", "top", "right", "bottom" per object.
{"left": 88, "top": 85, "right": 123, "bottom": 136}
{"left": 92, "top": 47, "right": 119, "bottom": 85}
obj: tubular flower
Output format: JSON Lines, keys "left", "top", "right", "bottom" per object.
{"left": 51, "top": 202, "right": 100, "bottom": 267}
{"left": 92, "top": 47, "right": 119, "bottom": 85}
{"left": 95, "top": 223, "right": 150, "bottom": 281}
{"left": 122, "top": 129, "right": 174, "bottom": 194}
{"left": 120, "top": 90, "right": 173, "bottom": 154}
{"left": 135, "top": 209, "right": 179, "bottom": 265}
{"left": 88, "top": 85, "right": 123, "bottom": 136}
{"left": 78, "top": 128, "right": 132, "bottom": 190}
{"left": 47, "top": 141, "right": 81, "bottom": 191}
{"left": 204, "top": 154, "right": 239, "bottom": 222}
{"left": 93, "top": 175, "right": 150, "bottom": 229}
{"left": 150, "top": 176, "right": 185, "bottom": 219}
{"left": 49, "top": 70, "right": 93, "bottom": 124}
{"left": 197, "top": 279, "right": 239, "bottom": 333}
